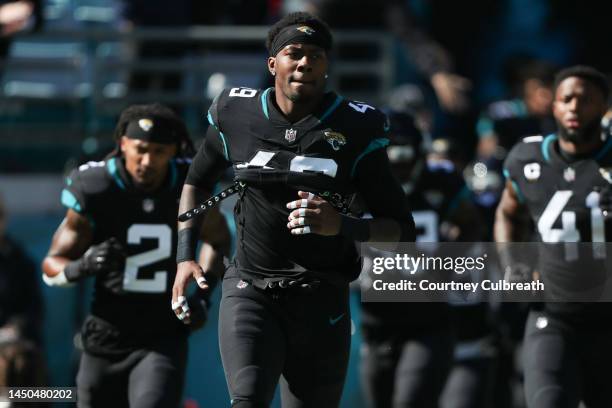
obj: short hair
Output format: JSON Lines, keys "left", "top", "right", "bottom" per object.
{"left": 554, "top": 65, "right": 610, "bottom": 100}
{"left": 111, "top": 103, "right": 194, "bottom": 158}
{"left": 266, "top": 12, "right": 333, "bottom": 55}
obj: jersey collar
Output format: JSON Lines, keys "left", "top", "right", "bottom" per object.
{"left": 108, "top": 156, "right": 178, "bottom": 193}
{"left": 262, "top": 88, "right": 342, "bottom": 130}
{"left": 545, "top": 133, "right": 612, "bottom": 169}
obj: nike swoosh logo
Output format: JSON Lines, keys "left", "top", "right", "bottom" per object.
{"left": 329, "top": 313, "right": 345, "bottom": 326}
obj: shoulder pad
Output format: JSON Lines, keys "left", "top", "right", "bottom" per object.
{"left": 62, "top": 160, "right": 112, "bottom": 213}
{"left": 507, "top": 136, "right": 544, "bottom": 163}
{"left": 208, "top": 87, "right": 264, "bottom": 130}
{"left": 67, "top": 161, "right": 112, "bottom": 195}
{"left": 503, "top": 134, "right": 547, "bottom": 183}
{"left": 521, "top": 134, "right": 544, "bottom": 143}
{"left": 341, "top": 99, "right": 389, "bottom": 138}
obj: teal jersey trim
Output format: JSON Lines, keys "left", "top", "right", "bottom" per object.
{"left": 219, "top": 132, "right": 229, "bottom": 161}
{"left": 261, "top": 88, "right": 272, "bottom": 120}
{"left": 541, "top": 134, "right": 557, "bottom": 163}
{"left": 319, "top": 95, "right": 344, "bottom": 122}
{"left": 65, "top": 177, "right": 73, "bottom": 186}
{"left": 503, "top": 168, "right": 525, "bottom": 203}
{"left": 207, "top": 110, "right": 216, "bottom": 128}
{"left": 207, "top": 108, "right": 230, "bottom": 161}
{"left": 351, "top": 138, "right": 390, "bottom": 178}
{"left": 107, "top": 157, "right": 126, "bottom": 190}
{"left": 595, "top": 136, "right": 612, "bottom": 161}
{"left": 61, "top": 189, "right": 82, "bottom": 213}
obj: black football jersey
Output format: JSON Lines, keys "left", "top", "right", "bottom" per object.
{"left": 504, "top": 134, "right": 612, "bottom": 319}
{"left": 61, "top": 156, "right": 191, "bottom": 339}
{"left": 187, "top": 86, "right": 412, "bottom": 284}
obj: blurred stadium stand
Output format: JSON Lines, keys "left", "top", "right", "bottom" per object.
{"left": 1, "top": 2, "right": 395, "bottom": 173}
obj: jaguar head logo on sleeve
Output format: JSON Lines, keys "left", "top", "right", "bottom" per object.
{"left": 323, "top": 130, "right": 347, "bottom": 151}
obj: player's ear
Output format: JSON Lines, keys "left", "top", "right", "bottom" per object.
{"left": 119, "top": 136, "right": 128, "bottom": 153}
{"left": 268, "top": 56, "right": 276, "bottom": 76}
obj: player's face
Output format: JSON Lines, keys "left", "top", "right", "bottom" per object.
{"left": 271, "top": 43, "right": 328, "bottom": 103}
{"left": 553, "top": 77, "right": 607, "bottom": 144}
{"left": 120, "top": 137, "right": 177, "bottom": 191}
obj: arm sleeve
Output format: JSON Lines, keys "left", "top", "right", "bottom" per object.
{"left": 354, "top": 148, "right": 416, "bottom": 241}
{"left": 185, "top": 125, "right": 231, "bottom": 191}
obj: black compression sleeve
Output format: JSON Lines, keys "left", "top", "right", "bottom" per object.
{"left": 354, "top": 148, "right": 416, "bottom": 241}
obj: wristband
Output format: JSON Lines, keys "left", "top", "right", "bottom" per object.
{"left": 339, "top": 215, "right": 370, "bottom": 242}
{"left": 176, "top": 228, "right": 198, "bottom": 263}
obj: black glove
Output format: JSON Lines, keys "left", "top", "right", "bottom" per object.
{"left": 64, "top": 238, "right": 125, "bottom": 282}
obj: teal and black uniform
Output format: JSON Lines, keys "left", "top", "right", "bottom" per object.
{"left": 186, "top": 86, "right": 415, "bottom": 407}
{"left": 62, "top": 156, "right": 191, "bottom": 408}
{"left": 503, "top": 134, "right": 612, "bottom": 408}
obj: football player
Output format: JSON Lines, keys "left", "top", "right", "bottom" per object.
{"left": 495, "top": 65, "right": 612, "bottom": 408}
{"left": 171, "top": 12, "right": 416, "bottom": 408}
{"left": 359, "top": 110, "right": 491, "bottom": 408}
{"left": 42, "top": 104, "right": 230, "bottom": 408}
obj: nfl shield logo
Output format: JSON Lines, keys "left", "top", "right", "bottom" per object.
{"left": 285, "top": 128, "right": 297, "bottom": 143}
{"left": 564, "top": 167, "right": 576, "bottom": 182}
{"left": 142, "top": 198, "right": 155, "bottom": 213}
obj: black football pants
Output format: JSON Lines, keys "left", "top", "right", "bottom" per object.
{"left": 523, "top": 310, "right": 612, "bottom": 408}
{"left": 219, "top": 272, "right": 351, "bottom": 408}
{"left": 76, "top": 336, "right": 187, "bottom": 408}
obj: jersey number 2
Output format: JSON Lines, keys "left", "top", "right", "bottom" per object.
{"left": 123, "top": 224, "right": 172, "bottom": 293}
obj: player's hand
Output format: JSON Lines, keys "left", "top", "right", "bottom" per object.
{"left": 430, "top": 71, "right": 472, "bottom": 113}
{"left": 286, "top": 191, "right": 341, "bottom": 236}
{"left": 64, "top": 238, "right": 125, "bottom": 282}
{"left": 186, "top": 297, "right": 208, "bottom": 331}
{"left": 172, "top": 260, "right": 208, "bottom": 325}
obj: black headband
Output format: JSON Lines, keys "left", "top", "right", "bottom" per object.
{"left": 125, "top": 117, "right": 178, "bottom": 144}
{"left": 270, "top": 24, "right": 331, "bottom": 57}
